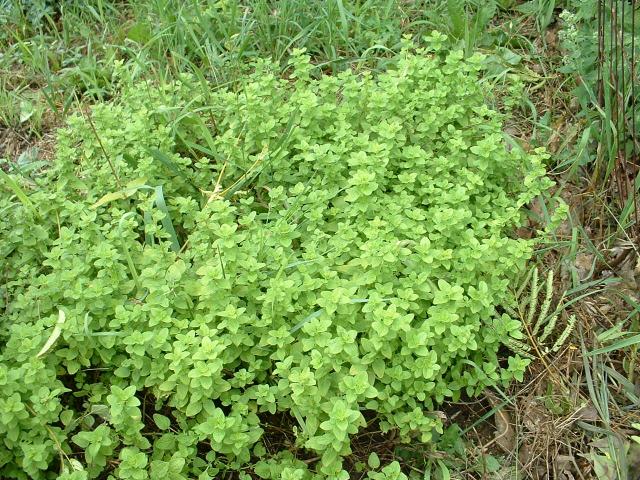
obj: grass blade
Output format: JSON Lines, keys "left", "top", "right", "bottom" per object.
{"left": 154, "top": 185, "right": 181, "bottom": 253}
{"left": 118, "top": 212, "right": 141, "bottom": 290}
{"left": 36, "top": 310, "right": 66, "bottom": 358}
{"left": 0, "top": 169, "right": 34, "bottom": 211}
{"left": 290, "top": 309, "right": 323, "bottom": 334}
{"left": 587, "top": 333, "right": 640, "bottom": 357}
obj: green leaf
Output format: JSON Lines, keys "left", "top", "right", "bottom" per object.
{"left": 368, "top": 452, "right": 380, "bottom": 470}
{"left": 447, "top": 0, "right": 466, "bottom": 39}
{"left": 482, "top": 454, "right": 501, "bottom": 473}
{"left": 126, "top": 22, "right": 151, "bottom": 44}
{"left": 437, "top": 460, "right": 450, "bottom": 480}
{"left": 19, "top": 100, "right": 35, "bottom": 123}
{"left": 153, "top": 414, "right": 171, "bottom": 431}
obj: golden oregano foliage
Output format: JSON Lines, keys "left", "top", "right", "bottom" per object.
{"left": 0, "top": 40, "right": 551, "bottom": 479}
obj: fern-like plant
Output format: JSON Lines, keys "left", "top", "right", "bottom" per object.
{"left": 506, "top": 267, "right": 577, "bottom": 357}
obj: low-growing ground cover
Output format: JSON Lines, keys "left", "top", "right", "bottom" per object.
{"left": 0, "top": 43, "right": 554, "bottom": 479}
{"left": 1, "top": 1, "right": 639, "bottom": 479}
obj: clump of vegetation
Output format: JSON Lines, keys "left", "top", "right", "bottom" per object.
{"left": 1, "top": 42, "right": 552, "bottom": 479}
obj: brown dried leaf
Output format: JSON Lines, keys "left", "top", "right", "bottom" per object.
{"left": 575, "top": 405, "right": 599, "bottom": 423}
{"left": 574, "top": 253, "right": 594, "bottom": 281}
{"left": 555, "top": 454, "right": 575, "bottom": 475}
{"left": 486, "top": 392, "right": 516, "bottom": 453}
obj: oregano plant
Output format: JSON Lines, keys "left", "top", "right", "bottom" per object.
{"left": 0, "top": 36, "right": 551, "bottom": 479}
